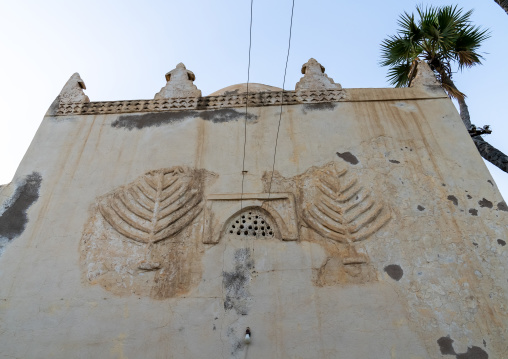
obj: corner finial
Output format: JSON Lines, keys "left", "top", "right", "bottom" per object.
{"left": 410, "top": 60, "right": 440, "bottom": 87}
{"left": 295, "top": 58, "right": 341, "bottom": 91}
{"left": 154, "top": 63, "right": 201, "bottom": 99}
{"left": 59, "top": 73, "right": 89, "bottom": 104}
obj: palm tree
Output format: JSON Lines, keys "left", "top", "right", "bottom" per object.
{"left": 380, "top": 5, "right": 508, "bottom": 174}
{"left": 494, "top": 0, "right": 508, "bottom": 15}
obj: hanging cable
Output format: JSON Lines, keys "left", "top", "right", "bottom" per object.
{"left": 268, "top": 0, "right": 295, "bottom": 198}
{"left": 240, "top": 0, "right": 254, "bottom": 210}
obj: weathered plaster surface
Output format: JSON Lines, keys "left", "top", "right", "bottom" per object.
{"left": 0, "top": 82, "right": 506, "bottom": 358}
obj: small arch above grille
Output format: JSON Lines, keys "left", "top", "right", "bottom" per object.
{"left": 226, "top": 209, "right": 275, "bottom": 238}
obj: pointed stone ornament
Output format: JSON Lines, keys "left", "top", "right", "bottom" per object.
{"left": 59, "top": 73, "right": 89, "bottom": 104}
{"left": 154, "top": 63, "right": 202, "bottom": 99}
{"left": 410, "top": 60, "right": 441, "bottom": 87}
{"left": 295, "top": 58, "right": 342, "bottom": 92}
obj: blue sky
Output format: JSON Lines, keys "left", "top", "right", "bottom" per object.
{"left": 1, "top": 0, "right": 507, "bottom": 198}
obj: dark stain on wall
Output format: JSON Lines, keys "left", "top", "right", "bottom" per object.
{"left": 223, "top": 248, "right": 253, "bottom": 315}
{"left": 478, "top": 198, "right": 493, "bottom": 208}
{"left": 223, "top": 89, "right": 239, "bottom": 96}
{"left": 389, "top": 159, "right": 400, "bottom": 164}
{"left": 226, "top": 327, "right": 245, "bottom": 357}
{"left": 302, "top": 102, "right": 337, "bottom": 113}
{"left": 199, "top": 109, "right": 256, "bottom": 123}
{"left": 455, "top": 346, "right": 488, "bottom": 359}
{"left": 112, "top": 108, "right": 257, "bottom": 130}
{"left": 438, "top": 336, "right": 456, "bottom": 355}
{"left": 469, "top": 208, "right": 478, "bottom": 216}
{"left": 497, "top": 239, "right": 506, "bottom": 246}
{"left": 417, "top": 205, "right": 425, "bottom": 211}
{"left": 497, "top": 201, "right": 508, "bottom": 212}
{"left": 113, "top": 111, "right": 193, "bottom": 129}
{"left": 336, "top": 151, "right": 359, "bottom": 165}
{"left": 437, "top": 335, "right": 489, "bottom": 359}
{"left": 231, "top": 339, "right": 243, "bottom": 357}
{"left": 384, "top": 264, "right": 403, "bottom": 281}
{"left": 0, "top": 172, "right": 42, "bottom": 241}
{"left": 438, "top": 336, "right": 488, "bottom": 358}
{"left": 447, "top": 195, "right": 458, "bottom": 206}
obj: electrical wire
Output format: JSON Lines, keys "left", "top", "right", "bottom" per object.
{"left": 220, "top": 3, "right": 254, "bottom": 356}
{"left": 240, "top": 0, "right": 254, "bottom": 210}
{"left": 268, "top": 0, "right": 295, "bottom": 198}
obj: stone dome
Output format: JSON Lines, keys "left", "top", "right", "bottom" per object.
{"left": 208, "top": 83, "right": 282, "bottom": 96}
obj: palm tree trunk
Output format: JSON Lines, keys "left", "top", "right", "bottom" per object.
{"left": 472, "top": 137, "right": 508, "bottom": 172}
{"left": 457, "top": 94, "right": 508, "bottom": 173}
{"left": 483, "top": 3, "right": 508, "bottom": 170}
{"left": 430, "top": 64, "right": 508, "bottom": 174}
{"left": 457, "top": 97, "right": 472, "bottom": 128}
{"left": 431, "top": 62, "right": 466, "bottom": 100}
{"left": 494, "top": 0, "right": 508, "bottom": 15}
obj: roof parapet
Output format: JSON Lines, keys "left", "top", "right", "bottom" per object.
{"left": 295, "top": 58, "right": 342, "bottom": 92}
{"left": 154, "top": 63, "right": 202, "bottom": 100}
{"left": 410, "top": 60, "right": 441, "bottom": 88}
{"left": 59, "top": 73, "right": 89, "bottom": 104}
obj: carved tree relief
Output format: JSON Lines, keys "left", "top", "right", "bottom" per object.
{"left": 99, "top": 166, "right": 204, "bottom": 244}
{"left": 80, "top": 166, "right": 213, "bottom": 299}
{"left": 298, "top": 162, "right": 391, "bottom": 244}
{"left": 296, "top": 162, "right": 391, "bottom": 285}
{"left": 263, "top": 161, "right": 391, "bottom": 285}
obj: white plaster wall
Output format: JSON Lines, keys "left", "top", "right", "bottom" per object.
{"left": 0, "top": 87, "right": 506, "bottom": 358}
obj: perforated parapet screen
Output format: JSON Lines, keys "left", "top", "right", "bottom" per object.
{"left": 226, "top": 209, "right": 275, "bottom": 238}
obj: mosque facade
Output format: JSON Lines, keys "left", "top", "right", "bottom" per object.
{"left": 0, "top": 59, "right": 506, "bottom": 358}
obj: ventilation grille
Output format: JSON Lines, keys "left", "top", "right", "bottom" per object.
{"left": 226, "top": 209, "right": 275, "bottom": 238}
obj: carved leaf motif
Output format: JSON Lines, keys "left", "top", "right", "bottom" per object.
{"left": 99, "top": 167, "right": 204, "bottom": 244}
{"left": 300, "top": 163, "right": 390, "bottom": 243}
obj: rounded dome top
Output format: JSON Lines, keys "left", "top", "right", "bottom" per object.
{"left": 208, "top": 83, "right": 282, "bottom": 96}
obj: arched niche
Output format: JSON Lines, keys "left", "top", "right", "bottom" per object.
{"left": 202, "top": 193, "right": 298, "bottom": 244}
{"left": 222, "top": 206, "right": 280, "bottom": 239}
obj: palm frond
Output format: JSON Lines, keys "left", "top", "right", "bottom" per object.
{"left": 441, "top": 81, "right": 465, "bottom": 100}
{"left": 380, "top": 35, "right": 421, "bottom": 66}
{"left": 380, "top": 4, "right": 489, "bottom": 92}
{"left": 453, "top": 25, "right": 490, "bottom": 69}
{"left": 386, "top": 62, "right": 413, "bottom": 87}
{"left": 398, "top": 11, "right": 422, "bottom": 40}
{"left": 455, "top": 8, "right": 475, "bottom": 29}
{"left": 436, "top": 6, "right": 460, "bottom": 50}
{"left": 454, "top": 50, "right": 481, "bottom": 68}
